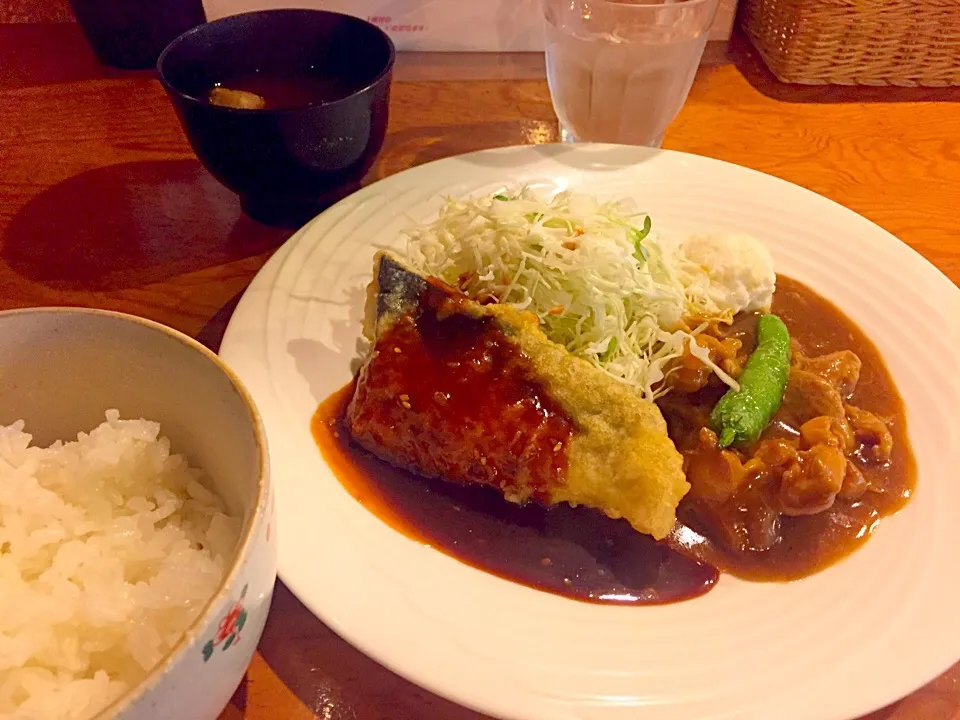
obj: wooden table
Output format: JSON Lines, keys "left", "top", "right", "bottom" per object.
{"left": 2, "top": 22, "right": 958, "bottom": 720}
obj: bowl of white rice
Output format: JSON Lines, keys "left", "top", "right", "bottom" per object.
{"left": 0, "top": 307, "right": 275, "bottom": 720}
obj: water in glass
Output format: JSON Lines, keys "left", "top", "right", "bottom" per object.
{"left": 544, "top": 0, "right": 719, "bottom": 147}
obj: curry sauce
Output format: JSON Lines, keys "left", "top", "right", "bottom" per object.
{"left": 666, "top": 276, "right": 916, "bottom": 580}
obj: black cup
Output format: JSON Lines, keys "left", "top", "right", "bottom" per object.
{"left": 157, "top": 10, "right": 395, "bottom": 227}
{"left": 69, "top": 0, "right": 206, "bottom": 70}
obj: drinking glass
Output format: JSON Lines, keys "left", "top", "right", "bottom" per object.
{"left": 544, "top": 0, "right": 719, "bottom": 147}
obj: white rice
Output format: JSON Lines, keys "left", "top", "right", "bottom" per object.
{"left": 0, "top": 411, "right": 240, "bottom": 720}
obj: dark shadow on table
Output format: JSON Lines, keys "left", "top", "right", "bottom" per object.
{"left": 2, "top": 159, "right": 290, "bottom": 291}
{"left": 259, "top": 582, "right": 492, "bottom": 720}
{"left": 726, "top": 29, "right": 960, "bottom": 105}
{"left": 196, "top": 289, "right": 249, "bottom": 353}
{"left": 0, "top": 23, "right": 147, "bottom": 90}
{"left": 225, "top": 671, "right": 249, "bottom": 714}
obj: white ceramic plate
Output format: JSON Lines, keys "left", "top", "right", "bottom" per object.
{"left": 220, "top": 144, "right": 960, "bottom": 720}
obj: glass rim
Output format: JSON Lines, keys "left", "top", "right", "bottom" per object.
{"left": 561, "top": 0, "right": 718, "bottom": 7}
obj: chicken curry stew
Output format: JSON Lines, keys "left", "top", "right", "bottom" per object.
{"left": 662, "top": 276, "right": 915, "bottom": 580}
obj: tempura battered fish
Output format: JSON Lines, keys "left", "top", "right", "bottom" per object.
{"left": 346, "top": 253, "right": 689, "bottom": 539}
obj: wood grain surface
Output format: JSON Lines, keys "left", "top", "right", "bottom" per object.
{"left": 0, "top": 0, "right": 72, "bottom": 23}
{"left": 1, "top": 21, "right": 958, "bottom": 720}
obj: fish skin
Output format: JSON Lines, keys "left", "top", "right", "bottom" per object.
{"left": 376, "top": 253, "right": 428, "bottom": 324}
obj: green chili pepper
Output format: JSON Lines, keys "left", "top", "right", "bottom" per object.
{"left": 601, "top": 337, "right": 618, "bottom": 362}
{"left": 493, "top": 193, "right": 509, "bottom": 201}
{"left": 710, "top": 314, "right": 791, "bottom": 449}
{"left": 629, "top": 215, "right": 653, "bottom": 262}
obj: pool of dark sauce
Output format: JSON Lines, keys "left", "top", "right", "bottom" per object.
{"left": 312, "top": 386, "right": 718, "bottom": 606}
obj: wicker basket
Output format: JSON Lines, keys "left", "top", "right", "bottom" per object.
{"left": 738, "top": 0, "right": 960, "bottom": 86}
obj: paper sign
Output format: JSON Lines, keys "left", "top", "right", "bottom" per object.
{"left": 203, "top": 0, "right": 736, "bottom": 52}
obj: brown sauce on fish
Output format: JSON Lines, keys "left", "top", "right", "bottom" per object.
{"left": 311, "top": 276, "right": 915, "bottom": 603}
{"left": 346, "top": 284, "right": 576, "bottom": 502}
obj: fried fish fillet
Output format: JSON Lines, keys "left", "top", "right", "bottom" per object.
{"left": 346, "top": 252, "right": 689, "bottom": 539}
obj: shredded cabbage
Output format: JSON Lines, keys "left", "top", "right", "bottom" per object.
{"left": 404, "top": 187, "right": 737, "bottom": 400}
